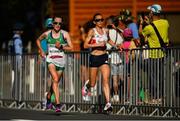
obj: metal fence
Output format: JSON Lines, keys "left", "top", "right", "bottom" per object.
{"left": 0, "top": 47, "right": 179, "bottom": 117}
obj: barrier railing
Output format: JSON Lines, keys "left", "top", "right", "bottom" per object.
{"left": 0, "top": 47, "right": 179, "bottom": 117}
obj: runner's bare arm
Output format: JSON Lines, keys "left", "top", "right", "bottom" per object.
{"left": 105, "top": 28, "right": 116, "bottom": 47}
{"left": 36, "top": 32, "right": 47, "bottom": 57}
{"left": 62, "top": 32, "right": 73, "bottom": 51}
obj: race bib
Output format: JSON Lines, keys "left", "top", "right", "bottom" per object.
{"left": 47, "top": 44, "right": 65, "bottom": 67}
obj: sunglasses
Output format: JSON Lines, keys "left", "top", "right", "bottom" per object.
{"left": 94, "top": 18, "right": 104, "bottom": 22}
{"left": 53, "top": 22, "right": 62, "bottom": 25}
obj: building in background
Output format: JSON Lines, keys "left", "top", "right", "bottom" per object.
{"left": 48, "top": 0, "right": 180, "bottom": 50}
{"left": 0, "top": 0, "right": 180, "bottom": 53}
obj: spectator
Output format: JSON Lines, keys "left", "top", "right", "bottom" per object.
{"left": 79, "top": 20, "right": 94, "bottom": 101}
{"left": 40, "top": 18, "right": 53, "bottom": 54}
{"left": 139, "top": 4, "right": 169, "bottom": 104}
{"left": 122, "top": 28, "right": 137, "bottom": 103}
{"left": 10, "top": 22, "right": 24, "bottom": 100}
{"left": 13, "top": 22, "right": 24, "bottom": 68}
{"left": 117, "top": 15, "right": 126, "bottom": 32}
{"left": 1, "top": 41, "right": 6, "bottom": 54}
{"left": 120, "top": 9, "right": 141, "bottom": 47}
{"left": 39, "top": 18, "right": 53, "bottom": 109}
{"left": 106, "top": 15, "right": 124, "bottom": 103}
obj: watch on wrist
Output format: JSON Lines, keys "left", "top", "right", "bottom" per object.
{"left": 59, "top": 45, "right": 63, "bottom": 50}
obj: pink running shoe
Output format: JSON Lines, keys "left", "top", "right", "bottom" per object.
{"left": 82, "top": 86, "right": 87, "bottom": 97}
{"left": 55, "top": 104, "right": 62, "bottom": 113}
{"left": 81, "top": 80, "right": 89, "bottom": 96}
{"left": 82, "top": 85, "right": 91, "bottom": 101}
{"left": 46, "top": 102, "right": 53, "bottom": 109}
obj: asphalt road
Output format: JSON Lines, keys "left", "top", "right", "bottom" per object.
{"left": 0, "top": 107, "right": 179, "bottom": 120}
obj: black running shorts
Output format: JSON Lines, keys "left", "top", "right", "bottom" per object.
{"left": 89, "top": 53, "right": 109, "bottom": 67}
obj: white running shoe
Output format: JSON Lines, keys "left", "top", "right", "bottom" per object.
{"left": 82, "top": 80, "right": 91, "bottom": 101}
{"left": 82, "top": 93, "right": 91, "bottom": 101}
{"left": 104, "top": 102, "right": 113, "bottom": 111}
{"left": 113, "top": 95, "right": 120, "bottom": 102}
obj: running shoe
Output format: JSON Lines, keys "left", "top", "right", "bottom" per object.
{"left": 82, "top": 84, "right": 91, "bottom": 101}
{"left": 82, "top": 86, "right": 88, "bottom": 97}
{"left": 104, "top": 102, "right": 113, "bottom": 111}
{"left": 55, "top": 104, "right": 62, "bottom": 112}
{"left": 81, "top": 80, "right": 89, "bottom": 96}
{"left": 83, "top": 91, "right": 91, "bottom": 101}
{"left": 113, "top": 95, "right": 120, "bottom": 102}
{"left": 46, "top": 102, "right": 53, "bottom": 109}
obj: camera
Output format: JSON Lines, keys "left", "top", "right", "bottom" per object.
{"left": 107, "top": 25, "right": 113, "bottom": 29}
{"left": 138, "top": 12, "right": 150, "bottom": 26}
{"left": 111, "top": 46, "right": 117, "bottom": 50}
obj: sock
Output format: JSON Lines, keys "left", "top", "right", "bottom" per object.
{"left": 46, "top": 93, "right": 51, "bottom": 104}
{"left": 50, "top": 84, "right": 54, "bottom": 94}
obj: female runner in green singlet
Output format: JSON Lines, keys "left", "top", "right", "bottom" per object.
{"left": 36, "top": 16, "right": 73, "bottom": 112}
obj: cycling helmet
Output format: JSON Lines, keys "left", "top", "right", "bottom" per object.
{"left": 147, "top": 4, "right": 162, "bottom": 14}
{"left": 45, "top": 18, "right": 53, "bottom": 28}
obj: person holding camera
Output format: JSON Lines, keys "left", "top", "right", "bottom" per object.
{"left": 120, "top": 9, "right": 141, "bottom": 47}
{"left": 106, "top": 15, "right": 124, "bottom": 103}
{"left": 139, "top": 4, "right": 169, "bottom": 104}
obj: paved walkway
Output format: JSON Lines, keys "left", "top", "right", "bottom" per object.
{"left": 0, "top": 107, "right": 179, "bottom": 120}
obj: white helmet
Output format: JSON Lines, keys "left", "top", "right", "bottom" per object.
{"left": 147, "top": 4, "right": 162, "bottom": 14}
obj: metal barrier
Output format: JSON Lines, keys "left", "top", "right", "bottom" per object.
{"left": 0, "top": 47, "right": 179, "bottom": 117}
{"left": 0, "top": 54, "right": 47, "bottom": 109}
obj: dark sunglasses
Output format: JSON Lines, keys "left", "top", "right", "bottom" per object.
{"left": 53, "top": 22, "right": 62, "bottom": 25}
{"left": 94, "top": 18, "right": 104, "bottom": 22}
